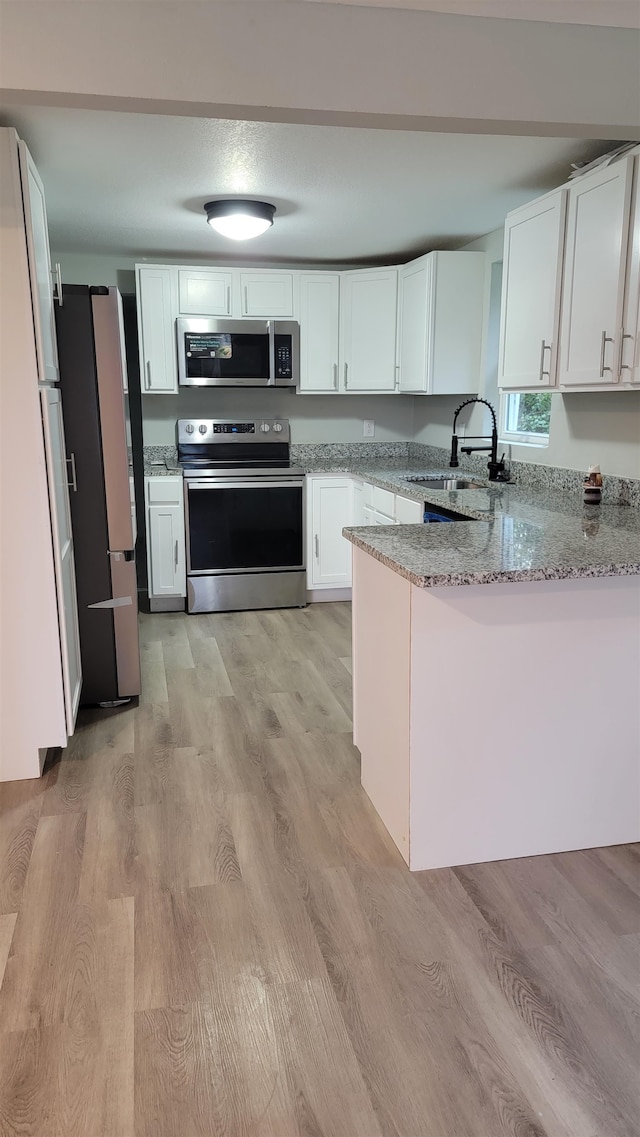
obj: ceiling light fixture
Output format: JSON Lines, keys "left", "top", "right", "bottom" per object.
{"left": 204, "top": 199, "right": 275, "bottom": 241}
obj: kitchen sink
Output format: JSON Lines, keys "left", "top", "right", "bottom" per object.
{"left": 403, "top": 477, "right": 485, "bottom": 490}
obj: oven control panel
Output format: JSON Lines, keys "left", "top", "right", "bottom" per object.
{"left": 177, "top": 419, "right": 290, "bottom": 444}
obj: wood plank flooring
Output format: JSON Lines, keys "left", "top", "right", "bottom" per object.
{"left": 0, "top": 602, "right": 638, "bottom": 1137}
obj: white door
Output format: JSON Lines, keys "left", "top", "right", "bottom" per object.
{"left": 340, "top": 269, "right": 398, "bottom": 391}
{"left": 40, "top": 388, "right": 82, "bottom": 735}
{"left": 559, "top": 158, "right": 634, "bottom": 387}
{"left": 398, "top": 257, "right": 430, "bottom": 392}
{"left": 299, "top": 273, "right": 340, "bottom": 391}
{"left": 148, "top": 505, "right": 185, "bottom": 595}
{"left": 137, "top": 266, "right": 178, "bottom": 393}
{"left": 240, "top": 272, "right": 294, "bottom": 317}
{"left": 18, "top": 141, "right": 60, "bottom": 384}
{"left": 178, "top": 269, "right": 233, "bottom": 316}
{"left": 499, "top": 190, "right": 566, "bottom": 390}
{"left": 621, "top": 156, "right": 640, "bottom": 386}
{"left": 395, "top": 495, "right": 423, "bottom": 523}
{"left": 310, "top": 478, "right": 354, "bottom": 587}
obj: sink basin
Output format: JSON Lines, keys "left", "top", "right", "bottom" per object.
{"left": 404, "top": 477, "right": 485, "bottom": 490}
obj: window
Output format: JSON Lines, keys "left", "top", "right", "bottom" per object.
{"left": 502, "top": 392, "right": 551, "bottom": 446}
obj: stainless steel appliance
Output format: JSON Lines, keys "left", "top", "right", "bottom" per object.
{"left": 55, "top": 285, "right": 141, "bottom": 705}
{"left": 178, "top": 418, "right": 306, "bottom": 613}
{"left": 177, "top": 317, "right": 299, "bottom": 388}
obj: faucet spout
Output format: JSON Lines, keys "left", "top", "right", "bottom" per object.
{"left": 450, "top": 398, "right": 505, "bottom": 482}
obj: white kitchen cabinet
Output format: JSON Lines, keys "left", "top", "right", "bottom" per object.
{"left": 18, "top": 139, "right": 60, "bottom": 384}
{"left": 398, "top": 252, "right": 484, "bottom": 394}
{"left": 145, "top": 477, "right": 186, "bottom": 600}
{"left": 394, "top": 494, "right": 423, "bottom": 523}
{"left": 307, "top": 476, "right": 354, "bottom": 588}
{"left": 559, "top": 156, "right": 634, "bottom": 388}
{"left": 340, "top": 268, "right": 398, "bottom": 391}
{"left": 240, "top": 272, "right": 294, "bottom": 317}
{"left": 299, "top": 273, "right": 340, "bottom": 391}
{"left": 41, "top": 388, "right": 82, "bottom": 736}
{"left": 352, "top": 478, "right": 366, "bottom": 525}
{"left": 498, "top": 191, "right": 566, "bottom": 390}
{"left": 136, "top": 266, "right": 179, "bottom": 393}
{"left": 621, "top": 156, "right": 640, "bottom": 386}
{"left": 178, "top": 269, "right": 232, "bottom": 316}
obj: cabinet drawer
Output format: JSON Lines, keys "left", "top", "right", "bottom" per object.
{"left": 372, "top": 485, "right": 395, "bottom": 515}
{"left": 146, "top": 476, "right": 183, "bottom": 505}
{"left": 395, "top": 494, "right": 423, "bottom": 524}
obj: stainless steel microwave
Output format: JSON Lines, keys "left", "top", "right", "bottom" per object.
{"left": 176, "top": 317, "right": 299, "bottom": 388}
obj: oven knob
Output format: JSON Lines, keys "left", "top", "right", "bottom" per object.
{"left": 185, "top": 423, "right": 195, "bottom": 434}
{"left": 260, "top": 422, "right": 270, "bottom": 432}
{"left": 272, "top": 422, "right": 283, "bottom": 433}
{"left": 198, "top": 424, "right": 208, "bottom": 434}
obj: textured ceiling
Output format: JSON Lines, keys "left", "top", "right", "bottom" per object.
{"left": 1, "top": 106, "right": 613, "bottom": 264}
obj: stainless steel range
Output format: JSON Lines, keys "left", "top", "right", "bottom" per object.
{"left": 177, "top": 418, "right": 306, "bottom": 614}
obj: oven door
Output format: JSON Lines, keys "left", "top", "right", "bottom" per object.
{"left": 185, "top": 478, "right": 305, "bottom": 574}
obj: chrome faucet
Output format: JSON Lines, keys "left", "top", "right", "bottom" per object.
{"left": 450, "top": 397, "right": 506, "bottom": 482}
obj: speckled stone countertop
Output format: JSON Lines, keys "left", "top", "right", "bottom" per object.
{"left": 320, "top": 461, "right": 640, "bottom": 588}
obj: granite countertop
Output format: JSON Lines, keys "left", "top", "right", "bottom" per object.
{"left": 312, "top": 460, "right": 640, "bottom": 588}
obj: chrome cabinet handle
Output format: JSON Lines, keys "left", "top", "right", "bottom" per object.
{"left": 244, "top": 286, "right": 248, "bottom": 315}
{"left": 227, "top": 284, "right": 231, "bottom": 314}
{"left": 620, "top": 328, "right": 634, "bottom": 371}
{"left": 174, "top": 539, "right": 179, "bottom": 569}
{"left": 333, "top": 363, "right": 338, "bottom": 390}
{"left": 599, "top": 330, "right": 614, "bottom": 377}
{"left": 145, "top": 361, "right": 152, "bottom": 390}
{"left": 344, "top": 362, "right": 349, "bottom": 389}
{"left": 395, "top": 362, "right": 400, "bottom": 390}
{"left": 314, "top": 534, "right": 319, "bottom": 559}
{"left": 66, "top": 453, "right": 77, "bottom": 492}
{"left": 538, "top": 340, "right": 551, "bottom": 381}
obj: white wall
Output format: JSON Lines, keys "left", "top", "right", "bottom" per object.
{"left": 1, "top": 2, "right": 637, "bottom": 138}
{"left": 413, "top": 227, "right": 640, "bottom": 479}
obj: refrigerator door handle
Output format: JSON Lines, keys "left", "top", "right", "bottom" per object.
{"left": 87, "top": 596, "right": 134, "bottom": 610}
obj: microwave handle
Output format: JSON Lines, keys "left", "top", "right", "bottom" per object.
{"left": 268, "top": 320, "right": 276, "bottom": 386}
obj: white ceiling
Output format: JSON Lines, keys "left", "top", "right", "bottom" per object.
{"left": 298, "top": 0, "right": 640, "bottom": 28}
{"left": 1, "top": 106, "right": 614, "bottom": 264}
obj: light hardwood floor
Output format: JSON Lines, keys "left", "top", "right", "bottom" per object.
{"left": 0, "top": 603, "right": 638, "bottom": 1137}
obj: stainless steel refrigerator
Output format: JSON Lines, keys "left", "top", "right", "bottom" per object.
{"left": 55, "top": 285, "right": 141, "bottom": 705}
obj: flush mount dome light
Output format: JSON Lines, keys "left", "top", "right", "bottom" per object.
{"left": 204, "top": 199, "right": 275, "bottom": 241}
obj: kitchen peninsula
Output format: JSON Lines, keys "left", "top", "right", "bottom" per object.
{"left": 343, "top": 481, "right": 640, "bottom": 871}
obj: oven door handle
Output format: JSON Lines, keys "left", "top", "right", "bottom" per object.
{"left": 186, "top": 478, "right": 305, "bottom": 490}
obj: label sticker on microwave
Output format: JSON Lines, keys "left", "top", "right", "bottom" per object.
{"left": 185, "top": 333, "right": 232, "bottom": 359}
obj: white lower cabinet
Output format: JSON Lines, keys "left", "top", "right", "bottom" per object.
{"left": 394, "top": 494, "right": 423, "bottom": 523}
{"left": 307, "top": 476, "right": 354, "bottom": 589}
{"left": 145, "top": 477, "right": 186, "bottom": 601}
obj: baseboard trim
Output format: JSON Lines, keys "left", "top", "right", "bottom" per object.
{"left": 307, "top": 587, "right": 352, "bottom": 603}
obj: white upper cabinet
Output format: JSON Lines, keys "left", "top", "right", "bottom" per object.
{"left": 398, "top": 251, "right": 484, "bottom": 395}
{"left": 498, "top": 190, "right": 566, "bottom": 390}
{"left": 178, "top": 269, "right": 232, "bottom": 316}
{"left": 240, "top": 272, "right": 294, "bottom": 317}
{"left": 621, "top": 156, "right": 640, "bottom": 386}
{"left": 558, "top": 157, "right": 634, "bottom": 388}
{"left": 136, "top": 265, "right": 179, "bottom": 394}
{"left": 340, "top": 268, "right": 398, "bottom": 392}
{"left": 299, "top": 273, "right": 340, "bottom": 392}
{"left": 18, "top": 140, "right": 60, "bottom": 383}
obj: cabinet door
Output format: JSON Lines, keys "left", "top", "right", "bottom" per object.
{"left": 395, "top": 494, "right": 423, "bottom": 523}
{"left": 137, "top": 266, "right": 178, "bottom": 393}
{"left": 309, "top": 478, "right": 354, "bottom": 587}
{"left": 178, "top": 269, "right": 232, "bottom": 316}
{"left": 398, "top": 257, "right": 430, "bottom": 392}
{"left": 240, "top": 272, "right": 294, "bottom": 317}
{"left": 299, "top": 274, "right": 340, "bottom": 391}
{"left": 41, "top": 388, "right": 82, "bottom": 735}
{"left": 18, "top": 141, "right": 59, "bottom": 383}
{"left": 352, "top": 479, "right": 366, "bottom": 525}
{"left": 340, "top": 269, "right": 398, "bottom": 391}
{"left": 499, "top": 191, "right": 566, "bottom": 390}
{"left": 621, "top": 157, "right": 640, "bottom": 386}
{"left": 146, "top": 477, "right": 186, "bottom": 596}
{"left": 559, "top": 159, "right": 634, "bottom": 387}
